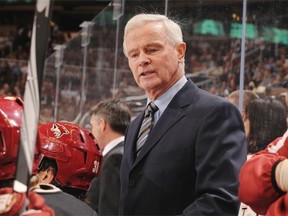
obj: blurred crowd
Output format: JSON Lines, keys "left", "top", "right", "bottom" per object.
{"left": 0, "top": 22, "right": 288, "bottom": 123}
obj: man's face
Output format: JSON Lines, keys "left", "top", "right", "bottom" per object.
{"left": 90, "top": 114, "right": 104, "bottom": 150}
{"left": 125, "top": 21, "right": 186, "bottom": 100}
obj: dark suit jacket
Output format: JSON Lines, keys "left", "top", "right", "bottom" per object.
{"left": 86, "top": 141, "right": 124, "bottom": 215}
{"left": 120, "top": 80, "right": 246, "bottom": 215}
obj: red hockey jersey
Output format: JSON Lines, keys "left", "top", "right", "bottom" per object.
{"left": 239, "top": 129, "right": 288, "bottom": 215}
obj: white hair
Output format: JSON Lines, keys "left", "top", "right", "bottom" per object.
{"left": 123, "top": 13, "right": 183, "bottom": 57}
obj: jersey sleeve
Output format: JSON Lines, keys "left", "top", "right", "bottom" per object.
{"left": 239, "top": 133, "right": 288, "bottom": 215}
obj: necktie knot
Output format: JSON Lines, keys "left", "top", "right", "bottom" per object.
{"left": 145, "top": 102, "right": 158, "bottom": 116}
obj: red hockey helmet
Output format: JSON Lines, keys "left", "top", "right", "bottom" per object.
{"left": 33, "top": 121, "right": 102, "bottom": 191}
{"left": 0, "top": 96, "right": 23, "bottom": 181}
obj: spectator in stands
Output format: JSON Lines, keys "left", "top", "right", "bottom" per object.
{"left": 227, "top": 89, "right": 259, "bottom": 112}
{"left": 265, "top": 86, "right": 288, "bottom": 110}
{"left": 245, "top": 97, "right": 287, "bottom": 154}
{"left": 227, "top": 89, "right": 259, "bottom": 137}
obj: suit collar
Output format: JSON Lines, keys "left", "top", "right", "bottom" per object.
{"left": 104, "top": 141, "right": 124, "bottom": 159}
{"left": 102, "top": 136, "right": 124, "bottom": 156}
{"left": 153, "top": 75, "right": 188, "bottom": 120}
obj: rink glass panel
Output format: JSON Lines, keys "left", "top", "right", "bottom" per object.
{"left": 40, "top": 0, "right": 288, "bottom": 127}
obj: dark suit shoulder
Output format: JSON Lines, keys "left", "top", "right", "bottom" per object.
{"left": 105, "top": 141, "right": 124, "bottom": 158}
{"left": 172, "top": 79, "right": 237, "bottom": 113}
{"left": 40, "top": 191, "right": 97, "bottom": 216}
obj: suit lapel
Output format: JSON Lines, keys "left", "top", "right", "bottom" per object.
{"left": 132, "top": 80, "right": 198, "bottom": 167}
{"left": 133, "top": 106, "right": 185, "bottom": 165}
{"left": 125, "top": 113, "right": 144, "bottom": 167}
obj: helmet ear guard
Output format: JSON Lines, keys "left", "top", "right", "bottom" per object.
{"left": 34, "top": 122, "right": 102, "bottom": 191}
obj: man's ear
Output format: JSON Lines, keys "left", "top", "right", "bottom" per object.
{"left": 39, "top": 169, "right": 55, "bottom": 184}
{"left": 100, "top": 118, "right": 107, "bottom": 132}
{"left": 177, "top": 42, "right": 186, "bottom": 63}
{"left": 43, "top": 169, "right": 55, "bottom": 184}
{"left": 242, "top": 111, "right": 247, "bottom": 121}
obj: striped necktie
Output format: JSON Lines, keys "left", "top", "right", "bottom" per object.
{"left": 136, "top": 102, "right": 158, "bottom": 156}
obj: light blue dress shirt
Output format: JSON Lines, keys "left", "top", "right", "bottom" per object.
{"left": 147, "top": 76, "right": 188, "bottom": 125}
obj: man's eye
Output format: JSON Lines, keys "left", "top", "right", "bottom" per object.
{"left": 130, "top": 53, "right": 138, "bottom": 59}
{"left": 147, "top": 48, "right": 157, "bottom": 53}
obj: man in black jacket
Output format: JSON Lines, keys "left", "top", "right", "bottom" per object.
{"left": 85, "top": 99, "right": 131, "bottom": 215}
{"left": 120, "top": 13, "right": 247, "bottom": 215}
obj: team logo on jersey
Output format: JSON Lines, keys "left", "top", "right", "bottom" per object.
{"left": 50, "top": 123, "right": 69, "bottom": 138}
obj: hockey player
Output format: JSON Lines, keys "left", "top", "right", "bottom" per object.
{"left": 0, "top": 96, "right": 54, "bottom": 216}
{"left": 239, "top": 129, "right": 288, "bottom": 216}
{"left": 0, "top": 96, "right": 102, "bottom": 215}
{"left": 30, "top": 121, "right": 102, "bottom": 215}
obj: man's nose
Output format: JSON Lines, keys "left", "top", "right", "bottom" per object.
{"left": 138, "top": 53, "right": 150, "bottom": 66}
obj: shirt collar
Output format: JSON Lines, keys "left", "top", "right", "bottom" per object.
{"left": 148, "top": 76, "right": 187, "bottom": 121}
{"left": 102, "top": 136, "right": 124, "bottom": 156}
